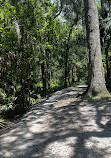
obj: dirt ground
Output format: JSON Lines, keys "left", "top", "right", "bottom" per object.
{"left": 0, "top": 84, "right": 111, "bottom": 158}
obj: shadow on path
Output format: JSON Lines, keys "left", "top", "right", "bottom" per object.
{"left": 0, "top": 84, "right": 111, "bottom": 158}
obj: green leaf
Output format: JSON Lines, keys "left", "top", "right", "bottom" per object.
{"left": 0, "top": 13, "right": 4, "bottom": 20}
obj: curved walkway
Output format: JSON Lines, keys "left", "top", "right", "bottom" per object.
{"left": 0, "top": 84, "right": 111, "bottom": 158}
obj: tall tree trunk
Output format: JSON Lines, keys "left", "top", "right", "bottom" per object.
{"left": 20, "top": 27, "right": 25, "bottom": 110}
{"left": 101, "top": 0, "right": 105, "bottom": 8}
{"left": 64, "top": 24, "right": 73, "bottom": 88}
{"left": 105, "top": 41, "right": 110, "bottom": 79}
{"left": 40, "top": 48, "right": 46, "bottom": 97}
{"left": 84, "top": 0, "right": 108, "bottom": 96}
{"left": 41, "top": 63, "right": 46, "bottom": 97}
{"left": 71, "top": 68, "right": 74, "bottom": 85}
{"left": 64, "top": 56, "right": 68, "bottom": 88}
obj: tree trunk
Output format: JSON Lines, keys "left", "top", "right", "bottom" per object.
{"left": 72, "top": 68, "right": 74, "bottom": 85}
{"left": 101, "top": 0, "right": 105, "bottom": 8}
{"left": 105, "top": 41, "right": 110, "bottom": 79}
{"left": 64, "top": 61, "right": 68, "bottom": 88}
{"left": 64, "top": 44, "right": 69, "bottom": 88}
{"left": 64, "top": 25, "right": 73, "bottom": 88}
{"left": 41, "top": 63, "right": 46, "bottom": 97}
{"left": 40, "top": 48, "right": 46, "bottom": 97}
{"left": 84, "top": 0, "right": 108, "bottom": 96}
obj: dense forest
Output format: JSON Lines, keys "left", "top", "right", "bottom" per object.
{"left": 0, "top": 0, "right": 111, "bottom": 119}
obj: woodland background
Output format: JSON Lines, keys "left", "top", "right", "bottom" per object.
{"left": 0, "top": 0, "right": 111, "bottom": 120}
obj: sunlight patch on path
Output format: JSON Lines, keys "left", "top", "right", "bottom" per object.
{"left": 44, "top": 137, "right": 77, "bottom": 158}
{"left": 85, "top": 137, "right": 111, "bottom": 158}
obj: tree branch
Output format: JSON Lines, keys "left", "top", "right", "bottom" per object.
{"left": 54, "top": 0, "right": 64, "bottom": 19}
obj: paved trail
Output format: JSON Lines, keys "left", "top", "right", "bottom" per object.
{"left": 0, "top": 84, "right": 111, "bottom": 158}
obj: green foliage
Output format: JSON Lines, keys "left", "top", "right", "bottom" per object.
{"left": 99, "top": 0, "right": 111, "bottom": 91}
{"left": 96, "top": 0, "right": 101, "bottom": 9}
{"left": 0, "top": 0, "right": 87, "bottom": 121}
